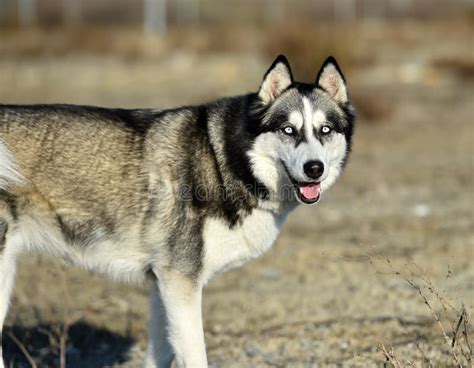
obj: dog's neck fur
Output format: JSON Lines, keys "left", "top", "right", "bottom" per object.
{"left": 205, "top": 94, "right": 293, "bottom": 219}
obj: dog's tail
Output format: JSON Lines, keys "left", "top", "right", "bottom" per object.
{"left": 0, "top": 141, "right": 24, "bottom": 191}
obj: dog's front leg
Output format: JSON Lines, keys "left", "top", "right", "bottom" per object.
{"left": 145, "top": 282, "right": 175, "bottom": 368}
{"left": 155, "top": 271, "right": 207, "bottom": 368}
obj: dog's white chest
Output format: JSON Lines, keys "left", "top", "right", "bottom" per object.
{"left": 201, "top": 209, "right": 285, "bottom": 283}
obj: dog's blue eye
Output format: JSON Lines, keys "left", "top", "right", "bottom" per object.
{"left": 321, "top": 126, "right": 332, "bottom": 135}
{"left": 282, "top": 126, "right": 294, "bottom": 135}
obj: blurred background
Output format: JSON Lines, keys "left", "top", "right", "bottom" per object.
{"left": 1, "top": 0, "right": 473, "bottom": 366}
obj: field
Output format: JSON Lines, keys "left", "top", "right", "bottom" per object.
{"left": 1, "top": 18, "right": 473, "bottom": 367}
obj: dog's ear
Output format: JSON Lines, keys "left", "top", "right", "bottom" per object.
{"left": 258, "top": 55, "right": 293, "bottom": 105}
{"left": 316, "top": 56, "right": 348, "bottom": 103}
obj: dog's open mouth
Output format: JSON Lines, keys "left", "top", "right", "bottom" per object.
{"left": 295, "top": 181, "right": 321, "bottom": 204}
{"left": 282, "top": 162, "right": 321, "bottom": 204}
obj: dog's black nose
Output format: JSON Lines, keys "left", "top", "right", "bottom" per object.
{"left": 304, "top": 160, "right": 324, "bottom": 180}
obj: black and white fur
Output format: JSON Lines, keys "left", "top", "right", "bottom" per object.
{"left": 0, "top": 55, "right": 355, "bottom": 367}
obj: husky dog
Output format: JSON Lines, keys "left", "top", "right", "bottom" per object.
{"left": 0, "top": 55, "right": 355, "bottom": 367}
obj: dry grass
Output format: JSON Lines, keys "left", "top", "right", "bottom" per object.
{"left": 0, "top": 24, "right": 261, "bottom": 60}
{"left": 0, "top": 22, "right": 368, "bottom": 70}
{"left": 370, "top": 255, "right": 473, "bottom": 367}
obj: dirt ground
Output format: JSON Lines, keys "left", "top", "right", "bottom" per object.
{"left": 1, "top": 19, "right": 473, "bottom": 367}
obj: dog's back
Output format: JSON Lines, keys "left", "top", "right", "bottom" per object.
{"left": 0, "top": 104, "right": 148, "bottom": 208}
{"left": 0, "top": 106, "right": 162, "bottom": 278}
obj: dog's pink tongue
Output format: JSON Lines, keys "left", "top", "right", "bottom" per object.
{"left": 300, "top": 183, "right": 321, "bottom": 200}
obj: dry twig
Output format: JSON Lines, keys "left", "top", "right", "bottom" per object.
{"left": 461, "top": 307, "right": 472, "bottom": 366}
{"left": 59, "top": 313, "right": 82, "bottom": 368}
{"left": 7, "top": 331, "right": 37, "bottom": 368}
{"left": 405, "top": 278, "right": 463, "bottom": 368}
{"left": 378, "top": 343, "right": 402, "bottom": 368}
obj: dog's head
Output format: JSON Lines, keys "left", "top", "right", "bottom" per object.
{"left": 249, "top": 55, "right": 355, "bottom": 205}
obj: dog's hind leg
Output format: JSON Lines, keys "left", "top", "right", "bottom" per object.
{"left": 0, "top": 214, "right": 20, "bottom": 368}
{"left": 0, "top": 187, "right": 25, "bottom": 368}
{"left": 144, "top": 282, "right": 175, "bottom": 368}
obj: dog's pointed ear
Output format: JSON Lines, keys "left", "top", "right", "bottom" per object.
{"left": 316, "top": 56, "right": 348, "bottom": 103}
{"left": 258, "top": 55, "right": 293, "bottom": 105}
